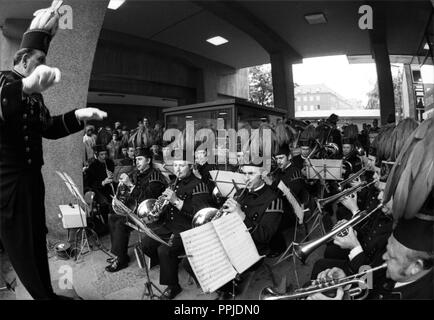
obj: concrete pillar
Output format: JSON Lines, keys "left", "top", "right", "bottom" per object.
{"left": 197, "top": 67, "right": 219, "bottom": 102}
{"left": 372, "top": 42, "right": 395, "bottom": 125}
{"left": 41, "top": 0, "right": 108, "bottom": 239}
{"left": 270, "top": 52, "right": 295, "bottom": 118}
{"left": 0, "top": 33, "right": 20, "bottom": 70}
{"left": 401, "top": 64, "right": 416, "bottom": 119}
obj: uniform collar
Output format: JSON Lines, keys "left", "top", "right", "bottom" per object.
{"left": 12, "top": 68, "right": 25, "bottom": 79}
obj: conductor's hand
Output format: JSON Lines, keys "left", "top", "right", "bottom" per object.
{"left": 75, "top": 108, "right": 107, "bottom": 122}
{"left": 223, "top": 198, "right": 245, "bottom": 221}
{"left": 22, "top": 65, "right": 61, "bottom": 94}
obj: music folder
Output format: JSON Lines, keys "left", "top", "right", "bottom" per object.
{"left": 180, "top": 213, "right": 262, "bottom": 294}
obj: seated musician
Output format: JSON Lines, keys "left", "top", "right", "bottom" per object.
{"left": 193, "top": 148, "right": 217, "bottom": 197}
{"left": 140, "top": 149, "right": 212, "bottom": 300}
{"left": 310, "top": 178, "right": 393, "bottom": 280}
{"left": 290, "top": 137, "right": 313, "bottom": 172}
{"left": 106, "top": 147, "right": 167, "bottom": 272}
{"left": 84, "top": 145, "right": 116, "bottom": 222}
{"left": 263, "top": 143, "right": 307, "bottom": 257}
{"left": 182, "top": 159, "right": 283, "bottom": 298}
{"left": 341, "top": 136, "right": 363, "bottom": 180}
{"left": 308, "top": 214, "right": 434, "bottom": 300}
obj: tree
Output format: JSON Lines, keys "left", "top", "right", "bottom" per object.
{"left": 364, "top": 67, "right": 403, "bottom": 111}
{"left": 248, "top": 64, "right": 274, "bottom": 107}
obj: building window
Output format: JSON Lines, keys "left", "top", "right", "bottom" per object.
{"left": 317, "top": 105, "right": 320, "bottom": 110}
{"left": 296, "top": 97, "right": 301, "bottom": 102}
{"left": 316, "top": 95, "right": 320, "bottom": 101}
{"left": 310, "top": 105, "right": 315, "bottom": 111}
{"left": 303, "top": 105, "right": 308, "bottom": 111}
{"left": 303, "top": 96, "right": 307, "bottom": 102}
{"left": 310, "top": 96, "right": 314, "bottom": 101}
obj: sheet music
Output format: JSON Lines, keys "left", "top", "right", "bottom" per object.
{"left": 212, "top": 214, "right": 262, "bottom": 274}
{"left": 181, "top": 223, "right": 237, "bottom": 293}
{"left": 62, "top": 172, "right": 88, "bottom": 206}
{"left": 209, "top": 171, "right": 246, "bottom": 197}
{"left": 56, "top": 171, "right": 75, "bottom": 196}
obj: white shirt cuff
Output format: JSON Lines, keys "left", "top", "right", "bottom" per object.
{"left": 348, "top": 245, "right": 364, "bottom": 260}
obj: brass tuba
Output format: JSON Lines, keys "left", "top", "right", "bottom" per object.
{"left": 293, "top": 203, "right": 383, "bottom": 263}
{"left": 259, "top": 263, "right": 387, "bottom": 300}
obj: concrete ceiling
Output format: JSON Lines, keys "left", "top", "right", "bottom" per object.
{"left": 1, "top": 1, "right": 432, "bottom": 69}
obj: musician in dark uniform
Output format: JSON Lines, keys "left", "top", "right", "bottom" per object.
{"left": 0, "top": 8, "right": 106, "bottom": 300}
{"left": 341, "top": 137, "right": 363, "bottom": 180}
{"left": 182, "top": 159, "right": 283, "bottom": 298}
{"left": 106, "top": 147, "right": 167, "bottom": 272}
{"left": 264, "top": 144, "right": 307, "bottom": 257}
{"left": 193, "top": 149, "right": 217, "bottom": 196}
{"left": 119, "top": 145, "right": 136, "bottom": 166}
{"left": 84, "top": 145, "right": 115, "bottom": 222}
{"left": 310, "top": 185, "right": 393, "bottom": 281}
{"left": 308, "top": 214, "right": 434, "bottom": 300}
{"left": 140, "top": 150, "right": 212, "bottom": 300}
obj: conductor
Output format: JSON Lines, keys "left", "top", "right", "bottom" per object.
{"left": 0, "top": 3, "right": 106, "bottom": 299}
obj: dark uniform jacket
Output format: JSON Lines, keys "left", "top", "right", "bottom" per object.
{"left": 129, "top": 167, "right": 167, "bottom": 203}
{"left": 196, "top": 161, "right": 217, "bottom": 195}
{"left": 369, "top": 269, "right": 434, "bottom": 300}
{"left": 0, "top": 70, "right": 83, "bottom": 218}
{"left": 234, "top": 184, "right": 283, "bottom": 255}
{"left": 161, "top": 173, "right": 212, "bottom": 234}
{"left": 342, "top": 153, "right": 362, "bottom": 179}
{"left": 290, "top": 155, "right": 305, "bottom": 172}
{"left": 84, "top": 158, "right": 115, "bottom": 201}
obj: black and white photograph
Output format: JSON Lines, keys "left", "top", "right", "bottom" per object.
{"left": 0, "top": 0, "right": 433, "bottom": 308}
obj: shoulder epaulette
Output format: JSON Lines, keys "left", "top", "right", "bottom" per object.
{"left": 266, "top": 198, "right": 284, "bottom": 213}
{"left": 149, "top": 170, "right": 167, "bottom": 185}
{"left": 192, "top": 181, "right": 209, "bottom": 195}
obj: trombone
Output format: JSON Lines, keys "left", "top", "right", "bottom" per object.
{"left": 259, "top": 263, "right": 387, "bottom": 300}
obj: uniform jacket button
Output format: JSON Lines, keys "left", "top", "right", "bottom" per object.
{"left": 2, "top": 98, "right": 7, "bottom": 106}
{"left": 23, "top": 113, "right": 28, "bottom": 119}
{"left": 27, "top": 159, "right": 32, "bottom": 164}
{"left": 24, "top": 136, "right": 29, "bottom": 141}
{"left": 26, "top": 147, "right": 30, "bottom": 153}
{"left": 23, "top": 125, "right": 27, "bottom": 130}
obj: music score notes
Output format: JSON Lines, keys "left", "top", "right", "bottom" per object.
{"left": 180, "top": 214, "right": 261, "bottom": 293}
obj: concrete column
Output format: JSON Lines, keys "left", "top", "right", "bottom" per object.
{"left": 372, "top": 42, "right": 395, "bottom": 125}
{"left": 270, "top": 52, "right": 295, "bottom": 118}
{"left": 0, "top": 33, "right": 20, "bottom": 70}
{"left": 401, "top": 64, "right": 416, "bottom": 119}
{"left": 197, "top": 67, "right": 219, "bottom": 102}
{"left": 42, "top": 0, "right": 108, "bottom": 239}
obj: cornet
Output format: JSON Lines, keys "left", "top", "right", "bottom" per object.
{"left": 259, "top": 263, "right": 387, "bottom": 300}
{"left": 293, "top": 203, "right": 383, "bottom": 263}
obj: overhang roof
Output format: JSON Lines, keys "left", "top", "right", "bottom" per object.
{"left": 1, "top": 1, "right": 432, "bottom": 68}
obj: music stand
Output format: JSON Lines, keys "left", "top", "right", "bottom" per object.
{"left": 56, "top": 171, "right": 112, "bottom": 262}
{"left": 126, "top": 222, "right": 164, "bottom": 300}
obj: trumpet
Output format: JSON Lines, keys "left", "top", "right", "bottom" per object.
{"left": 192, "top": 180, "right": 248, "bottom": 227}
{"left": 259, "top": 263, "right": 387, "bottom": 300}
{"left": 293, "top": 203, "right": 383, "bottom": 263}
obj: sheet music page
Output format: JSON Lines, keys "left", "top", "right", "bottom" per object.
{"left": 212, "top": 214, "right": 262, "bottom": 274}
{"left": 181, "top": 223, "right": 237, "bottom": 293}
